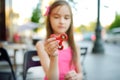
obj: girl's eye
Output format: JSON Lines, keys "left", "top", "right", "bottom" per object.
{"left": 65, "top": 16, "right": 70, "bottom": 20}
{"left": 54, "top": 16, "right": 59, "bottom": 19}
{"left": 54, "top": 17, "right": 59, "bottom": 18}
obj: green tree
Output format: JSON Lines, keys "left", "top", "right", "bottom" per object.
{"left": 109, "top": 13, "right": 120, "bottom": 30}
{"left": 79, "top": 25, "right": 87, "bottom": 33}
{"left": 74, "top": 25, "right": 86, "bottom": 33}
{"left": 31, "top": 3, "right": 41, "bottom": 32}
{"left": 88, "top": 21, "right": 96, "bottom": 32}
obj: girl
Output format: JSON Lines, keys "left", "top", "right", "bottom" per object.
{"left": 36, "top": 0, "right": 83, "bottom": 80}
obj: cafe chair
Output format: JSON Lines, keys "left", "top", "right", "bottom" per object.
{"left": 80, "top": 47, "right": 88, "bottom": 80}
{"left": 0, "top": 47, "right": 16, "bottom": 80}
{"left": 23, "top": 50, "right": 41, "bottom": 80}
{"left": 81, "top": 47, "right": 88, "bottom": 65}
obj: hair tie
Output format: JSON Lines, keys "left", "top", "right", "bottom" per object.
{"left": 44, "top": 6, "right": 50, "bottom": 16}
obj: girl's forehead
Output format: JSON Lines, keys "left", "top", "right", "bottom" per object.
{"left": 51, "top": 5, "right": 71, "bottom": 15}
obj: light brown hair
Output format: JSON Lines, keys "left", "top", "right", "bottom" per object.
{"left": 46, "top": 0, "right": 77, "bottom": 63}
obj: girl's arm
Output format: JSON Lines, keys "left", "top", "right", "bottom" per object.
{"left": 65, "top": 44, "right": 83, "bottom": 80}
{"left": 36, "top": 38, "right": 59, "bottom": 80}
{"left": 75, "top": 44, "right": 83, "bottom": 80}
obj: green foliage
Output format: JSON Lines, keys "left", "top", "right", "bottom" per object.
{"left": 75, "top": 21, "right": 96, "bottom": 33}
{"left": 87, "top": 21, "right": 96, "bottom": 32}
{"left": 109, "top": 13, "right": 120, "bottom": 30}
{"left": 74, "top": 25, "right": 86, "bottom": 33}
{"left": 79, "top": 25, "right": 87, "bottom": 33}
{"left": 31, "top": 3, "right": 41, "bottom": 32}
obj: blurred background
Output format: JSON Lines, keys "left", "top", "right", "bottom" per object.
{"left": 1, "top": 0, "right": 120, "bottom": 43}
{"left": 0, "top": 0, "right": 120, "bottom": 80}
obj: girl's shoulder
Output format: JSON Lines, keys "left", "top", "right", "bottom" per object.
{"left": 75, "top": 42, "right": 81, "bottom": 55}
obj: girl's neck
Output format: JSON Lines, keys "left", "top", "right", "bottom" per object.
{"left": 53, "top": 32, "right": 66, "bottom": 36}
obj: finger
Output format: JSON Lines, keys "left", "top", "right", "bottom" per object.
{"left": 44, "top": 39, "right": 57, "bottom": 51}
{"left": 51, "top": 45, "right": 59, "bottom": 54}
{"left": 48, "top": 43, "right": 59, "bottom": 55}
{"left": 45, "top": 42, "right": 58, "bottom": 55}
{"left": 69, "top": 76, "right": 77, "bottom": 80}
{"left": 67, "top": 70, "right": 75, "bottom": 75}
{"left": 70, "top": 72, "right": 78, "bottom": 80}
{"left": 45, "top": 37, "right": 56, "bottom": 45}
{"left": 46, "top": 41, "right": 58, "bottom": 53}
{"left": 66, "top": 74, "right": 77, "bottom": 80}
{"left": 71, "top": 71, "right": 77, "bottom": 78}
{"left": 47, "top": 40, "right": 58, "bottom": 48}
{"left": 44, "top": 39, "right": 58, "bottom": 51}
{"left": 44, "top": 46, "right": 51, "bottom": 55}
{"left": 65, "top": 74, "right": 71, "bottom": 79}
{"left": 65, "top": 70, "right": 76, "bottom": 79}
{"left": 70, "top": 70, "right": 76, "bottom": 75}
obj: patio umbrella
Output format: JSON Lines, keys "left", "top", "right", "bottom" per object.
{"left": 17, "top": 22, "right": 39, "bottom": 32}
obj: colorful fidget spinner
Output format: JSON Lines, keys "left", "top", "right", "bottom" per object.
{"left": 50, "top": 33, "right": 68, "bottom": 50}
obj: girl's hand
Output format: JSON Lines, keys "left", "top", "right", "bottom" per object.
{"left": 65, "top": 70, "right": 80, "bottom": 80}
{"left": 44, "top": 37, "right": 59, "bottom": 56}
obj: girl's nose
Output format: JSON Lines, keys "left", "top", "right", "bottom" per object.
{"left": 59, "top": 17, "right": 65, "bottom": 24}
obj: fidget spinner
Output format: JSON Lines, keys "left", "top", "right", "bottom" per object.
{"left": 50, "top": 33, "right": 68, "bottom": 50}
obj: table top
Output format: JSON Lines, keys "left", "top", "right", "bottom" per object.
{"left": 2, "top": 42, "right": 27, "bottom": 50}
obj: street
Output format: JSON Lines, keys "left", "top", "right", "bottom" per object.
{"left": 79, "top": 41, "right": 120, "bottom": 80}
{"left": 1, "top": 41, "right": 120, "bottom": 80}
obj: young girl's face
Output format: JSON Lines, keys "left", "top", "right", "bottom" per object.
{"left": 50, "top": 5, "right": 71, "bottom": 34}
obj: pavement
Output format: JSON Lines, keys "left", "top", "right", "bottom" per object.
{"left": 1, "top": 40, "right": 120, "bottom": 80}
{"left": 80, "top": 41, "right": 120, "bottom": 80}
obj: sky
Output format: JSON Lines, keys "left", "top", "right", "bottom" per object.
{"left": 71, "top": 0, "right": 119, "bottom": 27}
{"left": 6, "top": 0, "right": 120, "bottom": 27}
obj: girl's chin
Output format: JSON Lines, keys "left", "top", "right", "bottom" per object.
{"left": 55, "top": 30, "right": 67, "bottom": 34}
{"left": 54, "top": 32, "right": 66, "bottom": 35}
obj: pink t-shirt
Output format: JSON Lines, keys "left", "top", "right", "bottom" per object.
{"left": 44, "top": 47, "right": 75, "bottom": 80}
